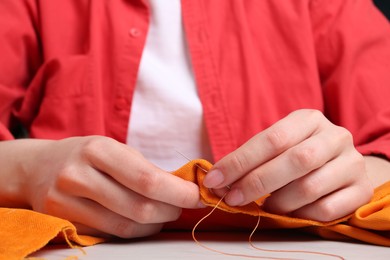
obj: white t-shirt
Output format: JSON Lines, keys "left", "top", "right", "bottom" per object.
{"left": 126, "top": 0, "right": 213, "bottom": 171}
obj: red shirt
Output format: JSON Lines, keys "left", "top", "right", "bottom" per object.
{"left": 1, "top": 0, "right": 390, "bottom": 161}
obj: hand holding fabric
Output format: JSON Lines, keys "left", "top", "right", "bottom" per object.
{"left": 0, "top": 136, "right": 202, "bottom": 238}
{"left": 203, "top": 109, "right": 374, "bottom": 222}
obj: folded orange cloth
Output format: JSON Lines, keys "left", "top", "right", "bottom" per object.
{"left": 173, "top": 159, "right": 390, "bottom": 246}
{"left": 1, "top": 159, "right": 390, "bottom": 259}
{"left": 0, "top": 207, "right": 104, "bottom": 259}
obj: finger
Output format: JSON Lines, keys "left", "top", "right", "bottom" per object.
{"left": 290, "top": 183, "right": 372, "bottom": 222}
{"left": 263, "top": 151, "right": 365, "bottom": 214}
{"left": 224, "top": 124, "right": 351, "bottom": 206}
{"left": 211, "top": 186, "right": 231, "bottom": 198}
{"left": 203, "top": 110, "right": 328, "bottom": 189}
{"left": 47, "top": 194, "right": 163, "bottom": 238}
{"left": 58, "top": 167, "right": 183, "bottom": 224}
{"left": 82, "top": 137, "right": 201, "bottom": 208}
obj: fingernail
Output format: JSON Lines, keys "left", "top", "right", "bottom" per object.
{"left": 226, "top": 189, "right": 244, "bottom": 206}
{"left": 203, "top": 169, "right": 224, "bottom": 188}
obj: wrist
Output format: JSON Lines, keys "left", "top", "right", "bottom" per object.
{"left": 0, "top": 139, "right": 52, "bottom": 208}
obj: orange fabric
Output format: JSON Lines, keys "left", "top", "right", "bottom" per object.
{"left": 173, "top": 159, "right": 390, "bottom": 246}
{"left": 2, "top": 159, "right": 390, "bottom": 259}
{"left": 0, "top": 208, "right": 104, "bottom": 259}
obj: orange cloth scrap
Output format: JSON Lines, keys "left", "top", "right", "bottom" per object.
{"left": 1, "top": 159, "right": 390, "bottom": 259}
{"left": 174, "top": 160, "right": 390, "bottom": 246}
{"left": 0, "top": 207, "right": 104, "bottom": 259}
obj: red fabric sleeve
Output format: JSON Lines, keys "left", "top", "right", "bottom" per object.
{"left": 0, "top": 1, "right": 41, "bottom": 140}
{"left": 310, "top": 0, "right": 390, "bottom": 159}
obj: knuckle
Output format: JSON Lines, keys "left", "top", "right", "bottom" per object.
{"left": 40, "top": 190, "right": 60, "bottom": 214}
{"left": 291, "top": 109, "right": 323, "bottom": 123}
{"left": 290, "top": 146, "right": 317, "bottom": 172}
{"left": 79, "top": 136, "right": 110, "bottom": 160}
{"left": 265, "top": 128, "right": 289, "bottom": 151}
{"left": 112, "top": 221, "right": 162, "bottom": 239}
{"left": 305, "top": 109, "right": 324, "bottom": 121}
{"left": 131, "top": 200, "right": 157, "bottom": 224}
{"left": 298, "top": 178, "right": 320, "bottom": 200}
{"left": 136, "top": 171, "right": 160, "bottom": 196}
{"left": 334, "top": 126, "right": 353, "bottom": 143}
{"left": 315, "top": 201, "right": 338, "bottom": 222}
{"left": 227, "top": 153, "right": 248, "bottom": 174}
{"left": 56, "top": 165, "right": 89, "bottom": 192}
{"left": 352, "top": 153, "right": 366, "bottom": 170}
{"left": 247, "top": 172, "right": 267, "bottom": 196}
{"left": 56, "top": 165, "right": 77, "bottom": 184}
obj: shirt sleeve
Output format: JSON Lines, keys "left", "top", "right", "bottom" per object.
{"left": 0, "top": 1, "right": 41, "bottom": 140}
{"left": 310, "top": 0, "right": 390, "bottom": 159}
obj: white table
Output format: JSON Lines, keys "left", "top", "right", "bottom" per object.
{"left": 31, "top": 230, "right": 390, "bottom": 260}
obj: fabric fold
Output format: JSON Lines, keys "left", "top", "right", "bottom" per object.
{"left": 0, "top": 208, "right": 104, "bottom": 259}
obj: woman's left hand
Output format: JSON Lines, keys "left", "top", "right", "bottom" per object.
{"left": 203, "top": 109, "right": 373, "bottom": 221}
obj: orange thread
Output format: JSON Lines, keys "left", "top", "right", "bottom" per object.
{"left": 192, "top": 194, "right": 296, "bottom": 260}
{"left": 61, "top": 228, "right": 86, "bottom": 259}
{"left": 26, "top": 229, "right": 86, "bottom": 260}
{"left": 192, "top": 194, "right": 345, "bottom": 260}
{"left": 186, "top": 157, "right": 345, "bottom": 259}
{"left": 248, "top": 212, "right": 345, "bottom": 260}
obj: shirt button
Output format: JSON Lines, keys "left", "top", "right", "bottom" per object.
{"left": 129, "top": 28, "right": 141, "bottom": 38}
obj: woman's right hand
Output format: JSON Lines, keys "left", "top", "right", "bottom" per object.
{"left": 0, "top": 136, "right": 202, "bottom": 238}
